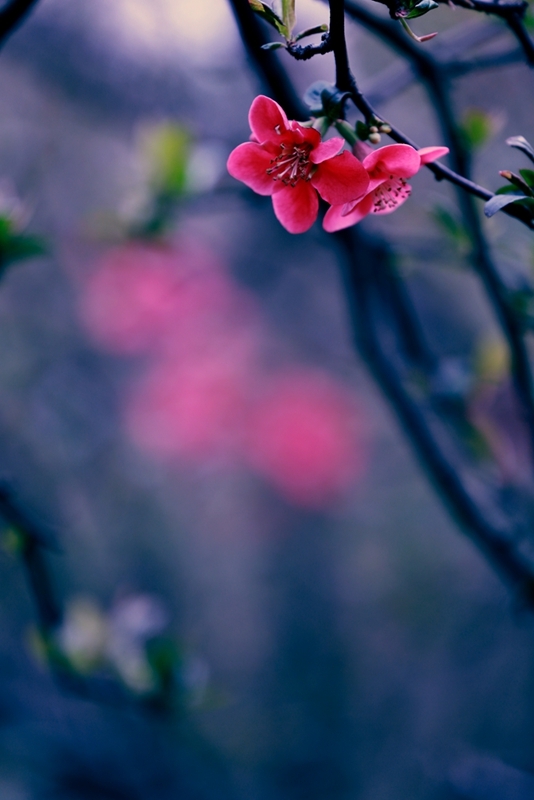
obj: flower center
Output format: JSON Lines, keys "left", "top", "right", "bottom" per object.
{"left": 371, "top": 176, "right": 411, "bottom": 213}
{"left": 266, "top": 143, "right": 312, "bottom": 186}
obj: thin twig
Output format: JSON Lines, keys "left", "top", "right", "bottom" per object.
{"left": 286, "top": 34, "right": 333, "bottom": 60}
{"left": 434, "top": 0, "right": 534, "bottom": 65}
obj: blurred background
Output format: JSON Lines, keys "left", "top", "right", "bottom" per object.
{"left": 0, "top": 0, "right": 533, "bottom": 798}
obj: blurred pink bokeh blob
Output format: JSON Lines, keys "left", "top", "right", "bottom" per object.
{"left": 77, "top": 240, "right": 369, "bottom": 509}
{"left": 244, "top": 370, "right": 366, "bottom": 508}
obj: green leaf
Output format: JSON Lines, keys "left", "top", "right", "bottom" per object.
{"left": 506, "top": 135, "right": 534, "bottom": 164}
{"left": 432, "top": 205, "right": 470, "bottom": 252}
{"left": 484, "top": 193, "right": 529, "bottom": 217}
{"left": 143, "top": 124, "right": 191, "bottom": 197}
{"left": 294, "top": 23, "right": 328, "bottom": 42}
{"left": 495, "top": 184, "right": 523, "bottom": 194}
{"left": 520, "top": 168, "right": 534, "bottom": 188}
{"left": 261, "top": 41, "right": 285, "bottom": 49}
{"left": 249, "top": 0, "right": 288, "bottom": 36}
{"left": 0, "top": 216, "right": 14, "bottom": 242}
{"left": 2, "top": 235, "right": 47, "bottom": 264}
{"left": 460, "top": 109, "right": 494, "bottom": 150}
{"left": 281, "top": 0, "right": 296, "bottom": 36}
{"left": 405, "top": 0, "right": 439, "bottom": 18}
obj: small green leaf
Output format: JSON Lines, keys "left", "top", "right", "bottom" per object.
{"left": 499, "top": 169, "right": 533, "bottom": 196}
{"left": 261, "top": 41, "right": 284, "bottom": 49}
{"left": 281, "top": 0, "right": 296, "bottom": 36}
{"left": 2, "top": 235, "right": 47, "bottom": 265}
{"left": 495, "top": 184, "right": 523, "bottom": 195}
{"left": 460, "top": 108, "right": 494, "bottom": 150}
{"left": 249, "top": 0, "right": 288, "bottom": 35}
{"left": 0, "top": 216, "right": 14, "bottom": 242}
{"left": 294, "top": 23, "right": 328, "bottom": 42}
{"left": 143, "top": 124, "right": 191, "bottom": 197}
{"left": 334, "top": 120, "right": 358, "bottom": 146}
{"left": 506, "top": 135, "right": 534, "bottom": 164}
{"left": 432, "top": 205, "right": 470, "bottom": 252}
{"left": 405, "top": 0, "right": 439, "bottom": 18}
{"left": 520, "top": 168, "right": 534, "bottom": 188}
{"left": 484, "top": 193, "right": 529, "bottom": 217}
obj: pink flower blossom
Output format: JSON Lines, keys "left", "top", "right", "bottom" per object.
{"left": 243, "top": 370, "right": 367, "bottom": 509}
{"left": 79, "top": 243, "right": 180, "bottom": 354}
{"left": 323, "top": 143, "right": 449, "bottom": 232}
{"left": 125, "top": 354, "right": 251, "bottom": 461}
{"left": 227, "top": 95, "right": 369, "bottom": 234}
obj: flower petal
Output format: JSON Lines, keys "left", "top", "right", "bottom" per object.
{"left": 418, "top": 146, "right": 449, "bottom": 165}
{"left": 227, "top": 142, "right": 278, "bottom": 196}
{"left": 369, "top": 179, "right": 412, "bottom": 215}
{"left": 310, "top": 137, "right": 345, "bottom": 164}
{"left": 323, "top": 195, "right": 374, "bottom": 232}
{"left": 311, "top": 152, "right": 369, "bottom": 206}
{"left": 272, "top": 181, "right": 319, "bottom": 234}
{"left": 249, "top": 95, "right": 289, "bottom": 143}
{"left": 289, "top": 122, "right": 321, "bottom": 148}
{"left": 363, "top": 144, "right": 421, "bottom": 184}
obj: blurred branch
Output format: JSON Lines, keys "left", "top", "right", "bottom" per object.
{"left": 336, "top": 228, "right": 534, "bottom": 604}
{"left": 0, "top": 485, "right": 62, "bottom": 631}
{"left": 228, "top": 0, "right": 305, "bottom": 118}
{"left": 433, "top": 0, "right": 534, "bottom": 65}
{"left": 449, "top": 47, "right": 523, "bottom": 75}
{"left": 0, "top": 0, "right": 40, "bottom": 47}
{"left": 505, "top": 12, "right": 534, "bottom": 65}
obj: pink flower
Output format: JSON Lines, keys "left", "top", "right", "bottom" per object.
{"left": 243, "top": 369, "right": 366, "bottom": 509}
{"left": 79, "top": 243, "right": 181, "bottom": 354}
{"left": 227, "top": 95, "right": 369, "bottom": 234}
{"left": 323, "top": 143, "right": 449, "bottom": 232}
{"left": 125, "top": 355, "right": 251, "bottom": 461}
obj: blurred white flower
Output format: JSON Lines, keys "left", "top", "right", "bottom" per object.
{"left": 56, "top": 598, "right": 107, "bottom": 672}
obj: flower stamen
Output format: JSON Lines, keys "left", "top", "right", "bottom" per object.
{"left": 266, "top": 143, "right": 313, "bottom": 186}
{"left": 371, "top": 177, "right": 411, "bottom": 213}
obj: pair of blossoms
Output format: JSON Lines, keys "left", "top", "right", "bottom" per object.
{"left": 227, "top": 95, "right": 449, "bottom": 234}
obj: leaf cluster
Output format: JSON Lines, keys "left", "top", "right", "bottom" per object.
{"left": 484, "top": 135, "right": 534, "bottom": 219}
{"left": 248, "top": 0, "right": 328, "bottom": 50}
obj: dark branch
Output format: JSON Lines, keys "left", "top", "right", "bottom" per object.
{"left": 336, "top": 228, "right": 534, "bottom": 605}
{"left": 438, "top": 0, "right": 527, "bottom": 17}
{"left": 341, "top": 0, "right": 534, "bottom": 461}
{"left": 0, "top": 485, "right": 62, "bottom": 630}
{"left": 286, "top": 33, "right": 333, "bottom": 60}
{"left": 506, "top": 12, "right": 534, "bottom": 65}
{"left": 0, "top": 0, "right": 40, "bottom": 47}
{"left": 228, "top": 0, "right": 305, "bottom": 118}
